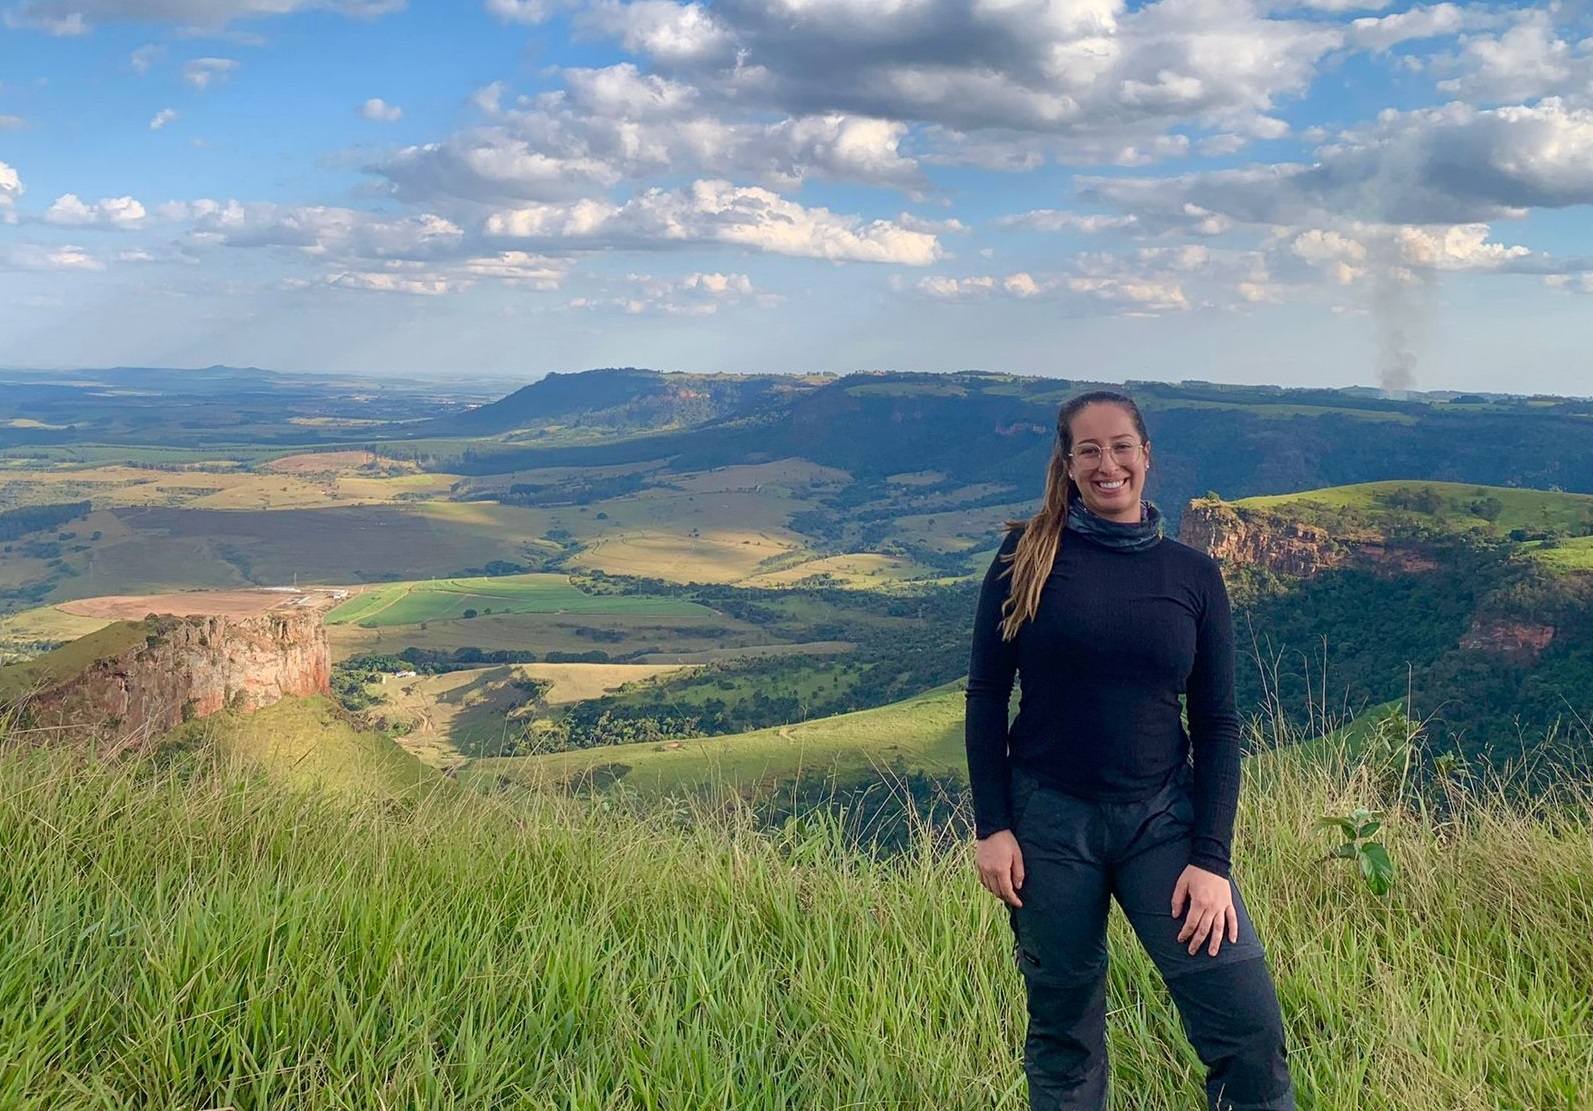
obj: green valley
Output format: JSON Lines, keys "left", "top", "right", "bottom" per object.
{"left": 8, "top": 368, "right": 1593, "bottom": 790}
{"left": 5, "top": 366, "right": 1593, "bottom": 1111}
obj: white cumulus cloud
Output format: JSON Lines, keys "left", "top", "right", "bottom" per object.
{"left": 572, "top": 270, "right": 770, "bottom": 314}
{"left": 485, "top": 0, "right": 550, "bottom": 23}
{"left": 1280, "top": 0, "right": 1391, "bottom": 11}
{"left": 996, "top": 210, "right": 1139, "bottom": 233}
{"left": 1067, "top": 275, "right": 1190, "bottom": 312}
{"left": 167, "top": 200, "right": 580, "bottom": 295}
{"left": 482, "top": 179, "right": 942, "bottom": 265}
{"left": 1078, "top": 100, "right": 1593, "bottom": 228}
{"left": 191, "top": 204, "right": 466, "bottom": 259}
{"left": 0, "top": 243, "right": 106, "bottom": 271}
{"left": 130, "top": 43, "right": 164, "bottom": 74}
{"left": 1347, "top": 3, "right": 1466, "bottom": 54}
{"left": 904, "top": 261, "right": 1196, "bottom": 312}
{"left": 574, "top": 0, "right": 1344, "bottom": 163}
{"left": 149, "top": 107, "right": 178, "bottom": 130}
{"left": 0, "top": 160, "right": 25, "bottom": 223}
{"left": 6, "top": 0, "right": 404, "bottom": 34}
{"left": 324, "top": 269, "right": 452, "bottom": 296}
{"left": 359, "top": 97, "right": 403, "bottom": 123}
{"left": 183, "top": 57, "right": 239, "bottom": 91}
{"left": 1434, "top": 9, "right": 1592, "bottom": 105}
{"left": 1544, "top": 274, "right": 1593, "bottom": 295}
{"left": 44, "top": 193, "right": 149, "bottom": 229}
{"left": 373, "top": 64, "right": 927, "bottom": 205}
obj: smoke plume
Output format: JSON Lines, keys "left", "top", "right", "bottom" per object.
{"left": 1369, "top": 246, "right": 1432, "bottom": 398}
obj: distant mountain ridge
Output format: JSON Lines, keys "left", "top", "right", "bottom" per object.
{"left": 432, "top": 367, "right": 818, "bottom": 434}
{"left": 420, "top": 369, "right": 1593, "bottom": 538}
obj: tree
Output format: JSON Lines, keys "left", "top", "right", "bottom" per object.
{"left": 1467, "top": 496, "right": 1504, "bottom": 523}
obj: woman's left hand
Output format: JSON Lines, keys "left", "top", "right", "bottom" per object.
{"left": 1171, "top": 865, "right": 1239, "bottom": 956}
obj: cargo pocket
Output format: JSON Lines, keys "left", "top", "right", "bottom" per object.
{"left": 1011, "top": 939, "right": 1057, "bottom": 986}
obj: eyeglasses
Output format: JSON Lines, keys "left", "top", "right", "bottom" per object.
{"left": 1068, "top": 440, "right": 1145, "bottom": 468}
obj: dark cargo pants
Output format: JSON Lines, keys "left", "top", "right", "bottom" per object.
{"left": 1007, "top": 766, "right": 1295, "bottom": 1111}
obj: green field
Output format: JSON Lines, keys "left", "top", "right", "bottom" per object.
{"left": 0, "top": 605, "right": 113, "bottom": 661}
{"left": 357, "top": 662, "right": 698, "bottom": 767}
{"left": 1238, "top": 481, "right": 1593, "bottom": 537}
{"left": 0, "top": 500, "right": 577, "bottom": 605}
{"left": 0, "top": 444, "right": 280, "bottom": 467}
{"left": 0, "top": 453, "right": 847, "bottom": 603}
{"left": 469, "top": 683, "right": 967, "bottom": 795}
{"left": 326, "top": 574, "right": 713, "bottom": 627}
{"left": 1146, "top": 399, "right": 1420, "bottom": 423}
{"left": 1526, "top": 535, "right": 1593, "bottom": 572}
{"left": 737, "top": 552, "right": 942, "bottom": 588}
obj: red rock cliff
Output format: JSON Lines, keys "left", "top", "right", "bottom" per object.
{"left": 9, "top": 608, "right": 331, "bottom": 752}
{"left": 1179, "top": 499, "right": 1438, "bottom": 578}
{"left": 1177, "top": 500, "right": 1353, "bottom": 577}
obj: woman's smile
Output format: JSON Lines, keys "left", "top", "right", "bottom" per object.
{"left": 1066, "top": 402, "right": 1149, "bottom": 523}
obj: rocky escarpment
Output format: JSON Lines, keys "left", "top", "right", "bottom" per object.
{"left": 1178, "top": 499, "right": 1439, "bottom": 578}
{"left": 1177, "top": 500, "right": 1353, "bottom": 577}
{"left": 2, "top": 608, "right": 330, "bottom": 752}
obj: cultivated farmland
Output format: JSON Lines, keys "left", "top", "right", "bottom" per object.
{"left": 326, "top": 611, "right": 797, "bottom": 664}
{"left": 326, "top": 574, "right": 712, "bottom": 627}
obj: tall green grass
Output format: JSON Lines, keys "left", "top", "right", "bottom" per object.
{"left": 1, "top": 725, "right": 1590, "bottom": 1109}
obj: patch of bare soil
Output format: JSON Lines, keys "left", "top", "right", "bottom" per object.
{"left": 260, "top": 450, "right": 378, "bottom": 475}
{"left": 59, "top": 590, "right": 340, "bottom": 620}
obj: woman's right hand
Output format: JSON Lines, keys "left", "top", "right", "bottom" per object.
{"left": 975, "top": 830, "right": 1026, "bottom": 907}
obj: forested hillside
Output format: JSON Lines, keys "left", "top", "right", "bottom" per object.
{"left": 1193, "top": 483, "right": 1593, "bottom": 781}
{"left": 424, "top": 371, "right": 1593, "bottom": 543}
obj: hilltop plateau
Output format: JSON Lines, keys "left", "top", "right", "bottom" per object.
{"left": 1, "top": 604, "right": 333, "bottom": 753}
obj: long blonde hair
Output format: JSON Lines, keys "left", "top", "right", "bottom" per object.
{"left": 997, "top": 391, "right": 1148, "bottom": 641}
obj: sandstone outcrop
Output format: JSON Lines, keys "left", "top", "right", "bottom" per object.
{"left": 1177, "top": 500, "right": 1352, "bottom": 577}
{"left": 3, "top": 608, "right": 330, "bottom": 752}
{"left": 1179, "top": 499, "right": 1440, "bottom": 578}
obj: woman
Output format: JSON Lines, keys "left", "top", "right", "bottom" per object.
{"left": 965, "top": 391, "right": 1294, "bottom": 1111}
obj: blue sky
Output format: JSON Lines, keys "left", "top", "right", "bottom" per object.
{"left": 2, "top": 0, "right": 1592, "bottom": 393}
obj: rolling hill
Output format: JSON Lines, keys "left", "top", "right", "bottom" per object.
{"left": 465, "top": 682, "right": 967, "bottom": 798}
{"left": 158, "top": 695, "right": 445, "bottom": 799}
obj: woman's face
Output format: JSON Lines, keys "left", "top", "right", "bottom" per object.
{"left": 1065, "top": 402, "right": 1150, "bottom": 524}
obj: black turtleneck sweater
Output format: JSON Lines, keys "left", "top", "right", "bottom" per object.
{"left": 964, "top": 526, "right": 1243, "bottom": 877}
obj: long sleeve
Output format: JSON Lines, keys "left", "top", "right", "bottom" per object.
{"left": 965, "top": 530, "right": 1021, "bottom": 839}
{"left": 1184, "top": 559, "right": 1244, "bottom": 877}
